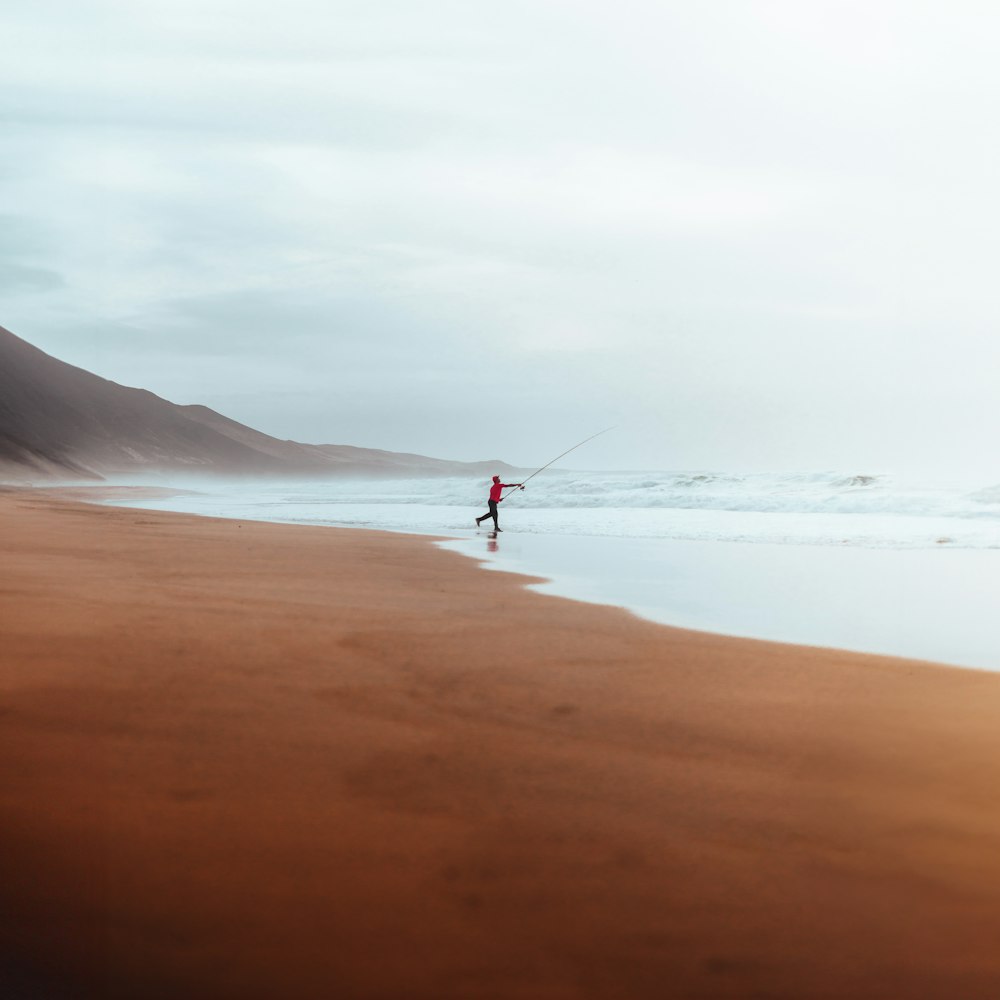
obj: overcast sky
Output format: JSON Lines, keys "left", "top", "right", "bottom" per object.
{"left": 4, "top": 0, "right": 1000, "bottom": 472}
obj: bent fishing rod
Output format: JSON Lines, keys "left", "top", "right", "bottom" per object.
{"left": 501, "top": 427, "right": 615, "bottom": 500}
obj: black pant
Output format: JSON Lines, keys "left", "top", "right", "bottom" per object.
{"left": 478, "top": 499, "right": 499, "bottom": 529}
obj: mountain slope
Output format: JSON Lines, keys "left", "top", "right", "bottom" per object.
{"left": 179, "top": 404, "right": 512, "bottom": 477}
{"left": 0, "top": 325, "right": 514, "bottom": 480}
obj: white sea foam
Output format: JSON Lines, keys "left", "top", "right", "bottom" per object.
{"left": 109, "top": 470, "right": 1000, "bottom": 550}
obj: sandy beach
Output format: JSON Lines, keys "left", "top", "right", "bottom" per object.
{"left": 5, "top": 489, "right": 1000, "bottom": 999}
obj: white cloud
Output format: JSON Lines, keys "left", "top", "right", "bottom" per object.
{"left": 5, "top": 0, "right": 1000, "bottom": 471}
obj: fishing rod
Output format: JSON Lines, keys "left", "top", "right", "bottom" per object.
{"left": 501, "top": 427, "right": 615, "bottom": 500}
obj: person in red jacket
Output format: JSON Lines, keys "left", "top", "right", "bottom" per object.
{"left": 475, "top": 475, "right": 523, "bottom": 532}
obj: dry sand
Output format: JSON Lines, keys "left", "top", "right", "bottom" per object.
{"left": 4, "top": 489, "right": 1000, "bottom": 999}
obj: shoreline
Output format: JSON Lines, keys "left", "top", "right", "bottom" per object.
{"left": 6, "top": 489, "right": 1000, "bottom": 996}
{"left": 442, "top": 533, "right": 1000, "bottom": 673}
{"left": 44, "top": 483, "right": 1000, "bottom": 673}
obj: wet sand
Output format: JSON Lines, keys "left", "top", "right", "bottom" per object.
{"left": 4, "top": 489, "right": 1000, "bottom": 998}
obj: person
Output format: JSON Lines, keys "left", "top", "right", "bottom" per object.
{"left": 475, "top": 475, "right": 523, "bottom": 532}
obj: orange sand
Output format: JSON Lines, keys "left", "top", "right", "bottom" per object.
{"left": 4, "top": 489, "right": 1000, "bottom": 998}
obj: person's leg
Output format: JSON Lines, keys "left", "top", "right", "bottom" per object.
{"left": 489, "top": 500, "right": 499, "bottom": 530}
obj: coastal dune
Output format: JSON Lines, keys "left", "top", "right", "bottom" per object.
{"left": 4, "top": 491, "right": 1000, "bottom": 998}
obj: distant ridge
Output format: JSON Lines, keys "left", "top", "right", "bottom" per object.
{"left": 0, "top": 324, "right": 516, "bottom": 481}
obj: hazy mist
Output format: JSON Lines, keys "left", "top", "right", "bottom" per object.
{"left": 4, "top": 0, "right": 1000, "bottom": 473}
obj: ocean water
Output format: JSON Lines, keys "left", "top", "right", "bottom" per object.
{"left": 107, "top": 470, "right": 1000, "bottom": 671}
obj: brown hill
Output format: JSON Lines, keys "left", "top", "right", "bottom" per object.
{"left": 0, "top": 324, "right": 515, "bottom": 481}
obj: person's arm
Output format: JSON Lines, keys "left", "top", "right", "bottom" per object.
{"left": 496, "top": 483, "right": 524, "bottom": 501}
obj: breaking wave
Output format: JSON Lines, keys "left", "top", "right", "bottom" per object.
{"left": 269, "top": 470, "right": 1000, "bottom": 519}
{"left": 107, "top": 469, "right": 1000, "bottom": 550}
